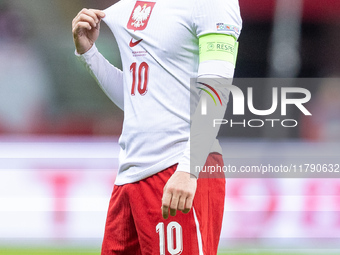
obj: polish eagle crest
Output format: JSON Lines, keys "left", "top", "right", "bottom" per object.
{"left": 131, "top": 4, "right": 152, "bottom": 28}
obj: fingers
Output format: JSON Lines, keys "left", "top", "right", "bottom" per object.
{"left": 162, "top": 190, "right": 193, "bottom": 219}
{"left": 182, "top": 196, "right": 194, "bottom": 214}
{"left": 170, "top": 195, "right": 179, "bottom": 217}
{"left": 72, "top": 8, "right": 105, "bottom": 31}
{"left": 178, "top": 193, "right": 194, "bottom": 214}
{"left": 161, "top": 172, "right": 197, "bottom": 219}
{"left": 73, "top": 10, "right": 97, "bottom": 29}
{"left": 79, "top": 13, "right": 97, "bottom": 28}
{"left": 89, "top": 9, "right": 106, "bottom": 19}
{"left": 73, "top": 21, "right": 92, "bottom": 32}
{"left": 162, "top": 185, "right": 180, "bottom": 219}
{"left": 178, "top": 195, "right": 186, "bottom": 211}
{"left": 161, "top": 189, "right": 172, "bottom": 220}
{"left": 182, "top": 208, "right": 191, "bottom": 214}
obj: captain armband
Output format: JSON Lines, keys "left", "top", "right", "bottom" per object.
{"left": 199, "top": 33, "right": 239, "bottom": 67}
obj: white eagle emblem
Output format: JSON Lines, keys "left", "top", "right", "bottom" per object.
{"left": 131, "top": 4, "right": 152, "bottom": 28}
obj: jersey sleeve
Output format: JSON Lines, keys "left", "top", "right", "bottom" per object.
{"left": 176, "top": 1, "right": 242, "bottom": 177}
{"left": 192, "top": 0, "right": 242, "bottom": 39}
{"left": 75, "top": 44, "right": 124, "bottom": 110}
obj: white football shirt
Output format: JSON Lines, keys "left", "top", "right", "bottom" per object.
{"left": 80, "top": 0, "right": 242, "bottom": 185}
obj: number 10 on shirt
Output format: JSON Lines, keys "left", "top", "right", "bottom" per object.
{"left": 130, "top": 62, "right": 149, "bottom": 96}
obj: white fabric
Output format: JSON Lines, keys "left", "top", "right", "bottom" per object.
{"left": 193, "top": 208, "right": 204, "bottom": 255}
{"left": 77, "top": 0, "right": 242, "bottom": 184}
{"left": 76, "top": 45, "right": 124, "bottom": 110}
{"left": 176, "top": 62, "right": 234, "bottom": 177}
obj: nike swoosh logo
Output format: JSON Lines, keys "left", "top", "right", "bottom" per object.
{"left": 129, "top": 38, "right": 143, "bottom": 47}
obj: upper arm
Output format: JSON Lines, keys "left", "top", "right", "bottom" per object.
{"left": 199, "top": 33, "right": 239, "bottom": 67}
{"left": 194, "top": 0, "right": 242, "bottom": 76}
{"left": 193, "top": 0, "right": 242, "bottom": 39}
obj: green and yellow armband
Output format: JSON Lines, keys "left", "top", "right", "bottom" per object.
{"left": 199, "top": 33, "right": 239, "bottom": 66}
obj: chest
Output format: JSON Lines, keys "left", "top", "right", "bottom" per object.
{"left": 110, "top": 0, "right": 198, "bottom": 59}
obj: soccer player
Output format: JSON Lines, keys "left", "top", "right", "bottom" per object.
{"left": 72, "top": 0, "right": 242, "bottom": 254}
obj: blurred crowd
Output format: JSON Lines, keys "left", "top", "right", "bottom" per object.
{"left": 0, "top": 0, "right": 339, "bottom": 139}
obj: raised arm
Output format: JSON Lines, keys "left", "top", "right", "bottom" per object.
{"left": 72, "top": 8, "right": 124, "bottom": 110}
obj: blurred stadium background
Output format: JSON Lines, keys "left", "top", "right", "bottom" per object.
{"left": 1, "top": 0, "right": 340, "bottom": 254}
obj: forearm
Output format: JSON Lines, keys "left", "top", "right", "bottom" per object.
{"left": 76, "top": 44, "right": 124, "bottom": 110}
{"left": 176, "top": 61, "right": 234, "bottom": 178}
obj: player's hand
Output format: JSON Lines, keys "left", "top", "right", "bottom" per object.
{"left": 161, "top": 171, "right": 197, "bottom": 219}
{"left": 72, "top": 8, "right": 105, "bottom": 55}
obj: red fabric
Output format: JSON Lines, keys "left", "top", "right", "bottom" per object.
{"left": 239, "top": 0, "right": 276, "bottom": 21}
{"left": 194, "top": 153, "right": 226, "bottom": 255}
{"left": 101, "top": 153, "right": 225, "bottom": 255}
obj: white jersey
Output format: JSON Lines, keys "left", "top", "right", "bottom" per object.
{"left": 82, "top": 0, "right": 242, "bottom": 185}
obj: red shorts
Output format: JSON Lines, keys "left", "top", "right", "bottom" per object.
{"left": 101, "top": 153, "right": 225, "bottom": 255}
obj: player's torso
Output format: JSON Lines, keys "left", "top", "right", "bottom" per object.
{"left": 105, "top": 0, "right": 198, "bottom": 71}
{"left": 104, "top": 0, "right": 199, "bottom": 132}
{"left": 102, "top": 0, "right": 241, "bottom": 183}
{"left": 103, "top": 0, "right": 200, "bottom": 179}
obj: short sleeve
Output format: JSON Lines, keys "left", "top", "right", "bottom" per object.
{"left": 192, "top": 0, "right": 242, "bottom": 39}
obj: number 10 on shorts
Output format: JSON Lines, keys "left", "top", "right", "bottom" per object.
{"left": 156, "top": 222, "right": 183, "bottom": 255}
